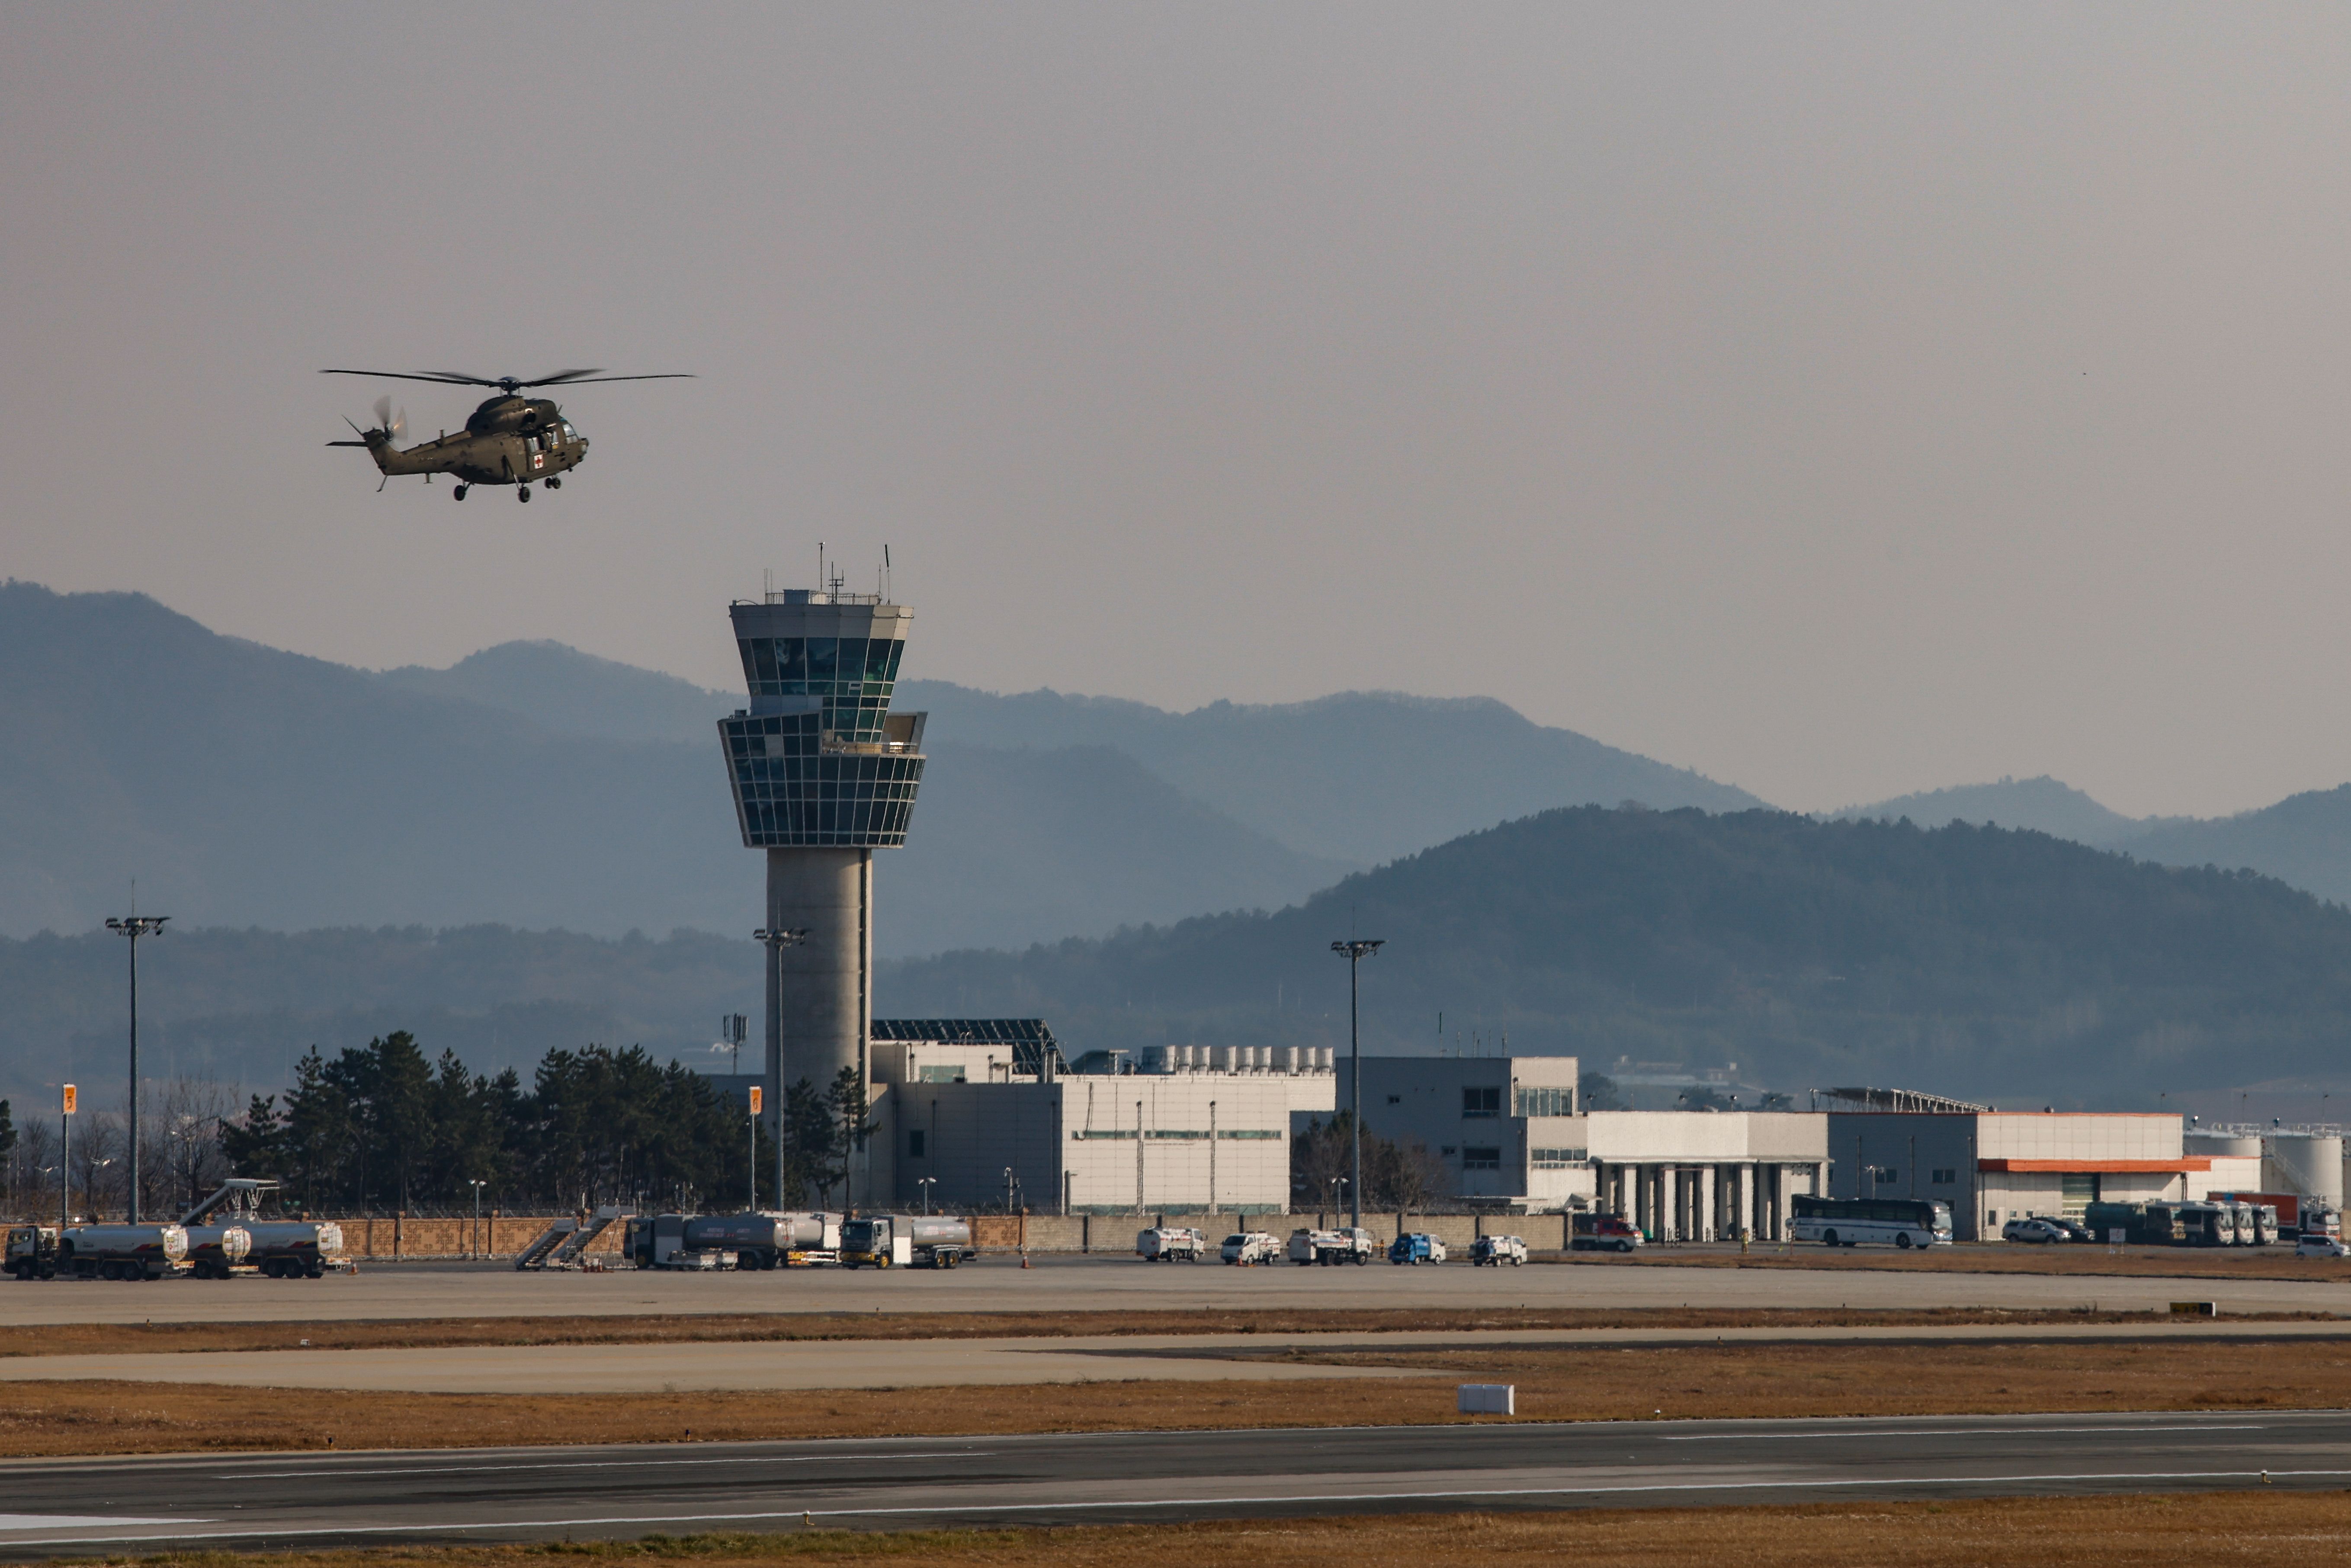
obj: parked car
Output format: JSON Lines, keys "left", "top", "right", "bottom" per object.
{"left": 1220, "top": 1231, "right": 1282, "bottom": 1266}
{"left": 1570, "top": 1213, "right": 1645, "bottom": 1254}
{"left": 1470, "top": 1235, "right": 1527, "bottom": 1267}
{"left": 2045, "top": 1218, "right": 2095, "bottom": 1244}
{"left": 1136, "top": 1227, "right": 1206, "bottom": 1262}
{"left": 2297, "top": 1233, "right": 2349, "bottom": 1259}
{"left": 2002, "top": 1217, "right": 2068, "bottom": 1244}
{"left": 1387, "top": 1232, "right": 1448, "bottom": 1265}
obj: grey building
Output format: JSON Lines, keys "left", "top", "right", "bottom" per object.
{"left": 718, "top": 582, "right": 927, "bottom": 1203}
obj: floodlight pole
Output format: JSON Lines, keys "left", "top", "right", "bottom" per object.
{"left": 752, "top": 927, "right": 808, "bottom": 1206}
{"left": 1331, "top": 939, "right": 1384, "bottom": 1230}
{"left": 105, "top": 915, "right": 167, "bottom": 1224}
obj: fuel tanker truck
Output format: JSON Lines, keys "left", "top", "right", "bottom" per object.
{"left": 839, "top": 1214, "right": 972, "bottom": 1269}
{"left": 177, "top": 1180, "right": 348, "bottom": 1278}
{"left": 625, "top": 1212, "right": 844, "bottom": 1270}
{"left": 55, "top": 1223, "right": 190, "bottom": 1280}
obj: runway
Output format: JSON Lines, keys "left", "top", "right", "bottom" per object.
{"left": 3, "top": 1254, "right": 2345, "bottom": 1328}
{"left": 0, "top": 1411, "right": 2343, "bottom": 1553}
{"left": 6, "top": 1319, "right": 2351, "bottom": 1394}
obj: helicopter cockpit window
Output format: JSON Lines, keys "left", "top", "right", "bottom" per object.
{"left": 526, "top": 436, "right": 540, "bottom": 454}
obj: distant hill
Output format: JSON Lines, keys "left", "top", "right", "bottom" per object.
{"left": 2130, "top": 785, "right": 2351, "bottom": 908}
{"left": 0, "top": 584, "right": 1349, "bottom": 956}
{"left": 881, "top": 807, "right": 2351, "bottom": 1105}
{"left": 11, "top": 809, "right": 2350, "bottom": 1111}
{"left": 378, "top": 641, "right": 737, "bottom": 746}
{"left": 0, "top": 924, "right": 758, "bottom": 1110}
{"left": 1831, "top": 776, "right": 2149, "bottom": 848}
{"left": 895, "top": 682, "right": 1770, "bottom": 864}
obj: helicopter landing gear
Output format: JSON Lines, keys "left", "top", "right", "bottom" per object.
{"left": 452, "top": 484, "right": 468, "bottom": 500}
{"left": 544, "top": 476, "right": 561, "bottom": 489}
{"left": 517, "top": 485, "right": 531, "bottom": 502}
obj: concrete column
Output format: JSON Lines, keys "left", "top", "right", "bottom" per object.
{"left": 1661, "top": 1166, "right": 1681, "bottom": 1241}
{"left": 767, "top": 846, "right": 873, "bottom": 1206}
{"left": 1774, "top": 1164, "right": 1792, "bottom": 1241}
{"left": 1699, "top": 1164, "right": 1716, "bottom": 1242}
{"left": 1735, "top": 1163, "right": 1754, "bottom": 1241}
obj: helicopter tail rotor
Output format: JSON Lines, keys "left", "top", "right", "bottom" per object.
{"left": 369, "top": 397, "right": 408, "bottom": 444}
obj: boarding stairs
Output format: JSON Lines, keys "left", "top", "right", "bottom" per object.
{"left": 515, "top": 1205, "right": 632, "bottom": 1270}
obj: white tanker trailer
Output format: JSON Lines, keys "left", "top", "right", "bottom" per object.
{"left": 57, "top": 1224, "right": 190, "bottom": 1280}
{"left": 241, "top": 1220, "right": 346, "bottom": 1278}
{"left": 182, "top": 1224, "right": 254, "bottom": 1279}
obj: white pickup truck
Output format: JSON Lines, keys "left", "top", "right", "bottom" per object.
{"left": 1470, "top": 1234, "right": 1527, "bottom": 1267}
{"left": 1221, "top": 1231, "right": 1283, "bottom": 1266}
{"left": 1287, "top": 1226, "right": 1379, "bottom": 1266}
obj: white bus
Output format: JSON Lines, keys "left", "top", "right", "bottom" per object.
{"left": 1792, "top": 1196, "right": 1953, "bottom": 1249}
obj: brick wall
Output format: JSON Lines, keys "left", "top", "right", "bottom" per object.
{"left": 325, "top": 1215, "right": 626, "bottom": 1261}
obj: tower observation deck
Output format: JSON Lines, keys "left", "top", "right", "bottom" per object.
{"left": 718, "top": 586, "right": 926, "bottom": 1201}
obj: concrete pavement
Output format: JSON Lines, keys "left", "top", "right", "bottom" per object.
{"left": 0, "top": 1411, "right": 2345, "bottom": 1553}
{"left": 3, "top": 1252, "right": 2346, "bottom": 1327}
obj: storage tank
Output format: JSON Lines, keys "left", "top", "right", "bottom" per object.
{"left": 2266, "top": 1135, "right": 2345, "bottom": 1208}
{"left": 2186, "top": 1132, "right": 2264, "bottom": 1159}
{"left": 1209, "top": 1046, "right": 1233, "bottom": 1072}
{"left": 1316, "top": 1046, "right": 1334, "bottom": 1071}
{"left": 1273, "top": 1045, "right": 1297, "bottom": 1073}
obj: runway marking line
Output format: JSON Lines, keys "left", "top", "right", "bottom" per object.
{"left": 6, "top": 1467, "right": 2351, "bottom": 1546}
{"left": 1661, "top": 1424, "right": 2266, "bottom": 1440}
{"left": 215, "top": 1450, "right": 988, "bottom": 1479}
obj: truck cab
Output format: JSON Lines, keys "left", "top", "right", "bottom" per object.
{"left": 1387, "top": 1232, "right": 1448, "bottom": 1265}
{"left": 5, "top": 1225, "right": 59, "bottom": 1281}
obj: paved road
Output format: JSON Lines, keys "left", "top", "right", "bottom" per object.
{"left": 3, "top": 1254, "right": 2345, "bottom": 1327}
{"left": 0, "top": 1411, "right": 2344, "bottom": 1553}
{"left": 7, "top": 1320, "right": 2351, "bottom": 1394}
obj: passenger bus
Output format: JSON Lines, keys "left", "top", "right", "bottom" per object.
{"left": 1791, "top": 1195, "right": 1953, "bottom": 1249}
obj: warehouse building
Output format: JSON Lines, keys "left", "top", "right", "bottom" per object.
{"left": 1824, "top": 1088, "right": 2205, "bottom": 1240}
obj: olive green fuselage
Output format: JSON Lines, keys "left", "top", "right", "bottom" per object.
{"left": 356, "top": 395, "right": 588, "bottom": 487}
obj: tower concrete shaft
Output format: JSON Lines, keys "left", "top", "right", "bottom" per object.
{"left": 720, "top": 585, "right": 925, "bottom": 1205}
{"left": 764, "top": 847, "right": 871, "bottom": 1102}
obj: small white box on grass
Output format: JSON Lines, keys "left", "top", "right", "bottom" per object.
{"left": 1457, "top": 1383, "right": 1515, "bottom": 1415}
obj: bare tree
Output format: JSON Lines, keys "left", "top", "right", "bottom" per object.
{"left": 144, "top": 1077, "right": 234, "bottom": 1220}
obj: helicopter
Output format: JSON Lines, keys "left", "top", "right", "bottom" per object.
{"left": 322, "top": 368, "right": 691, "bottom": 500}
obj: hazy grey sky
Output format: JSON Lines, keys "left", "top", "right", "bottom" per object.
{"left": 7, "top": 6, "right": 2351, "bottom": 818}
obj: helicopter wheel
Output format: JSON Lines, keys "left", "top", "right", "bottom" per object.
{"left": 452, "top": 484, "right": 468, "bottom": 501}
{"left": 544, "top": 476, "right": 561, "bottom": 490}
{"left": 517, "top": 485, "right": 531, "bottom": 503}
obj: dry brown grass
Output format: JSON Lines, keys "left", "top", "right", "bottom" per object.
{"left": 29, "top": 1496, "right": 2351, "bottom": 1568}
{"left": 0, "top": 1305, "right": 2323, "bottom": 1360}
{"left": 6, "top": 1335, "right": 2351, "bottom": 1457}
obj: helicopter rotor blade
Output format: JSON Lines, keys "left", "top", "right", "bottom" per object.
{"left": 392, "top": 405, "right": 408, "bottom": 445}
{"left": 518, "top": 369, "right": 606, "bottom": 387}
{"left": 515, "top": 372, "right": 696, "bottom": 386}
{"left": 373, "top": 395, "right": 393, "bottom": 432}
{"left": 320, "top": 369, "right": 499, "bottom": 387}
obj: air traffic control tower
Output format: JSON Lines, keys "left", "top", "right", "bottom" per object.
{"left": 718, "top": 584, "right": 925, "bottom": 1194}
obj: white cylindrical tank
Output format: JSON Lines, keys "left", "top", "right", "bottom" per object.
{"left": 1316, "top": 1046, "right": 1334, "bottom": 1071}
{"left": 2186, "top": 1132, "right": 2263, "bottom": 1160}
{"left": 2268, "top": 1135, "right": 2345, "bottom": 1206}
{"left": 1273, "top": 1045, "right": 1297, "bottom": 1073}
{"left": 1209, "top": 1045, "right": 1233, "bottom": 1072}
